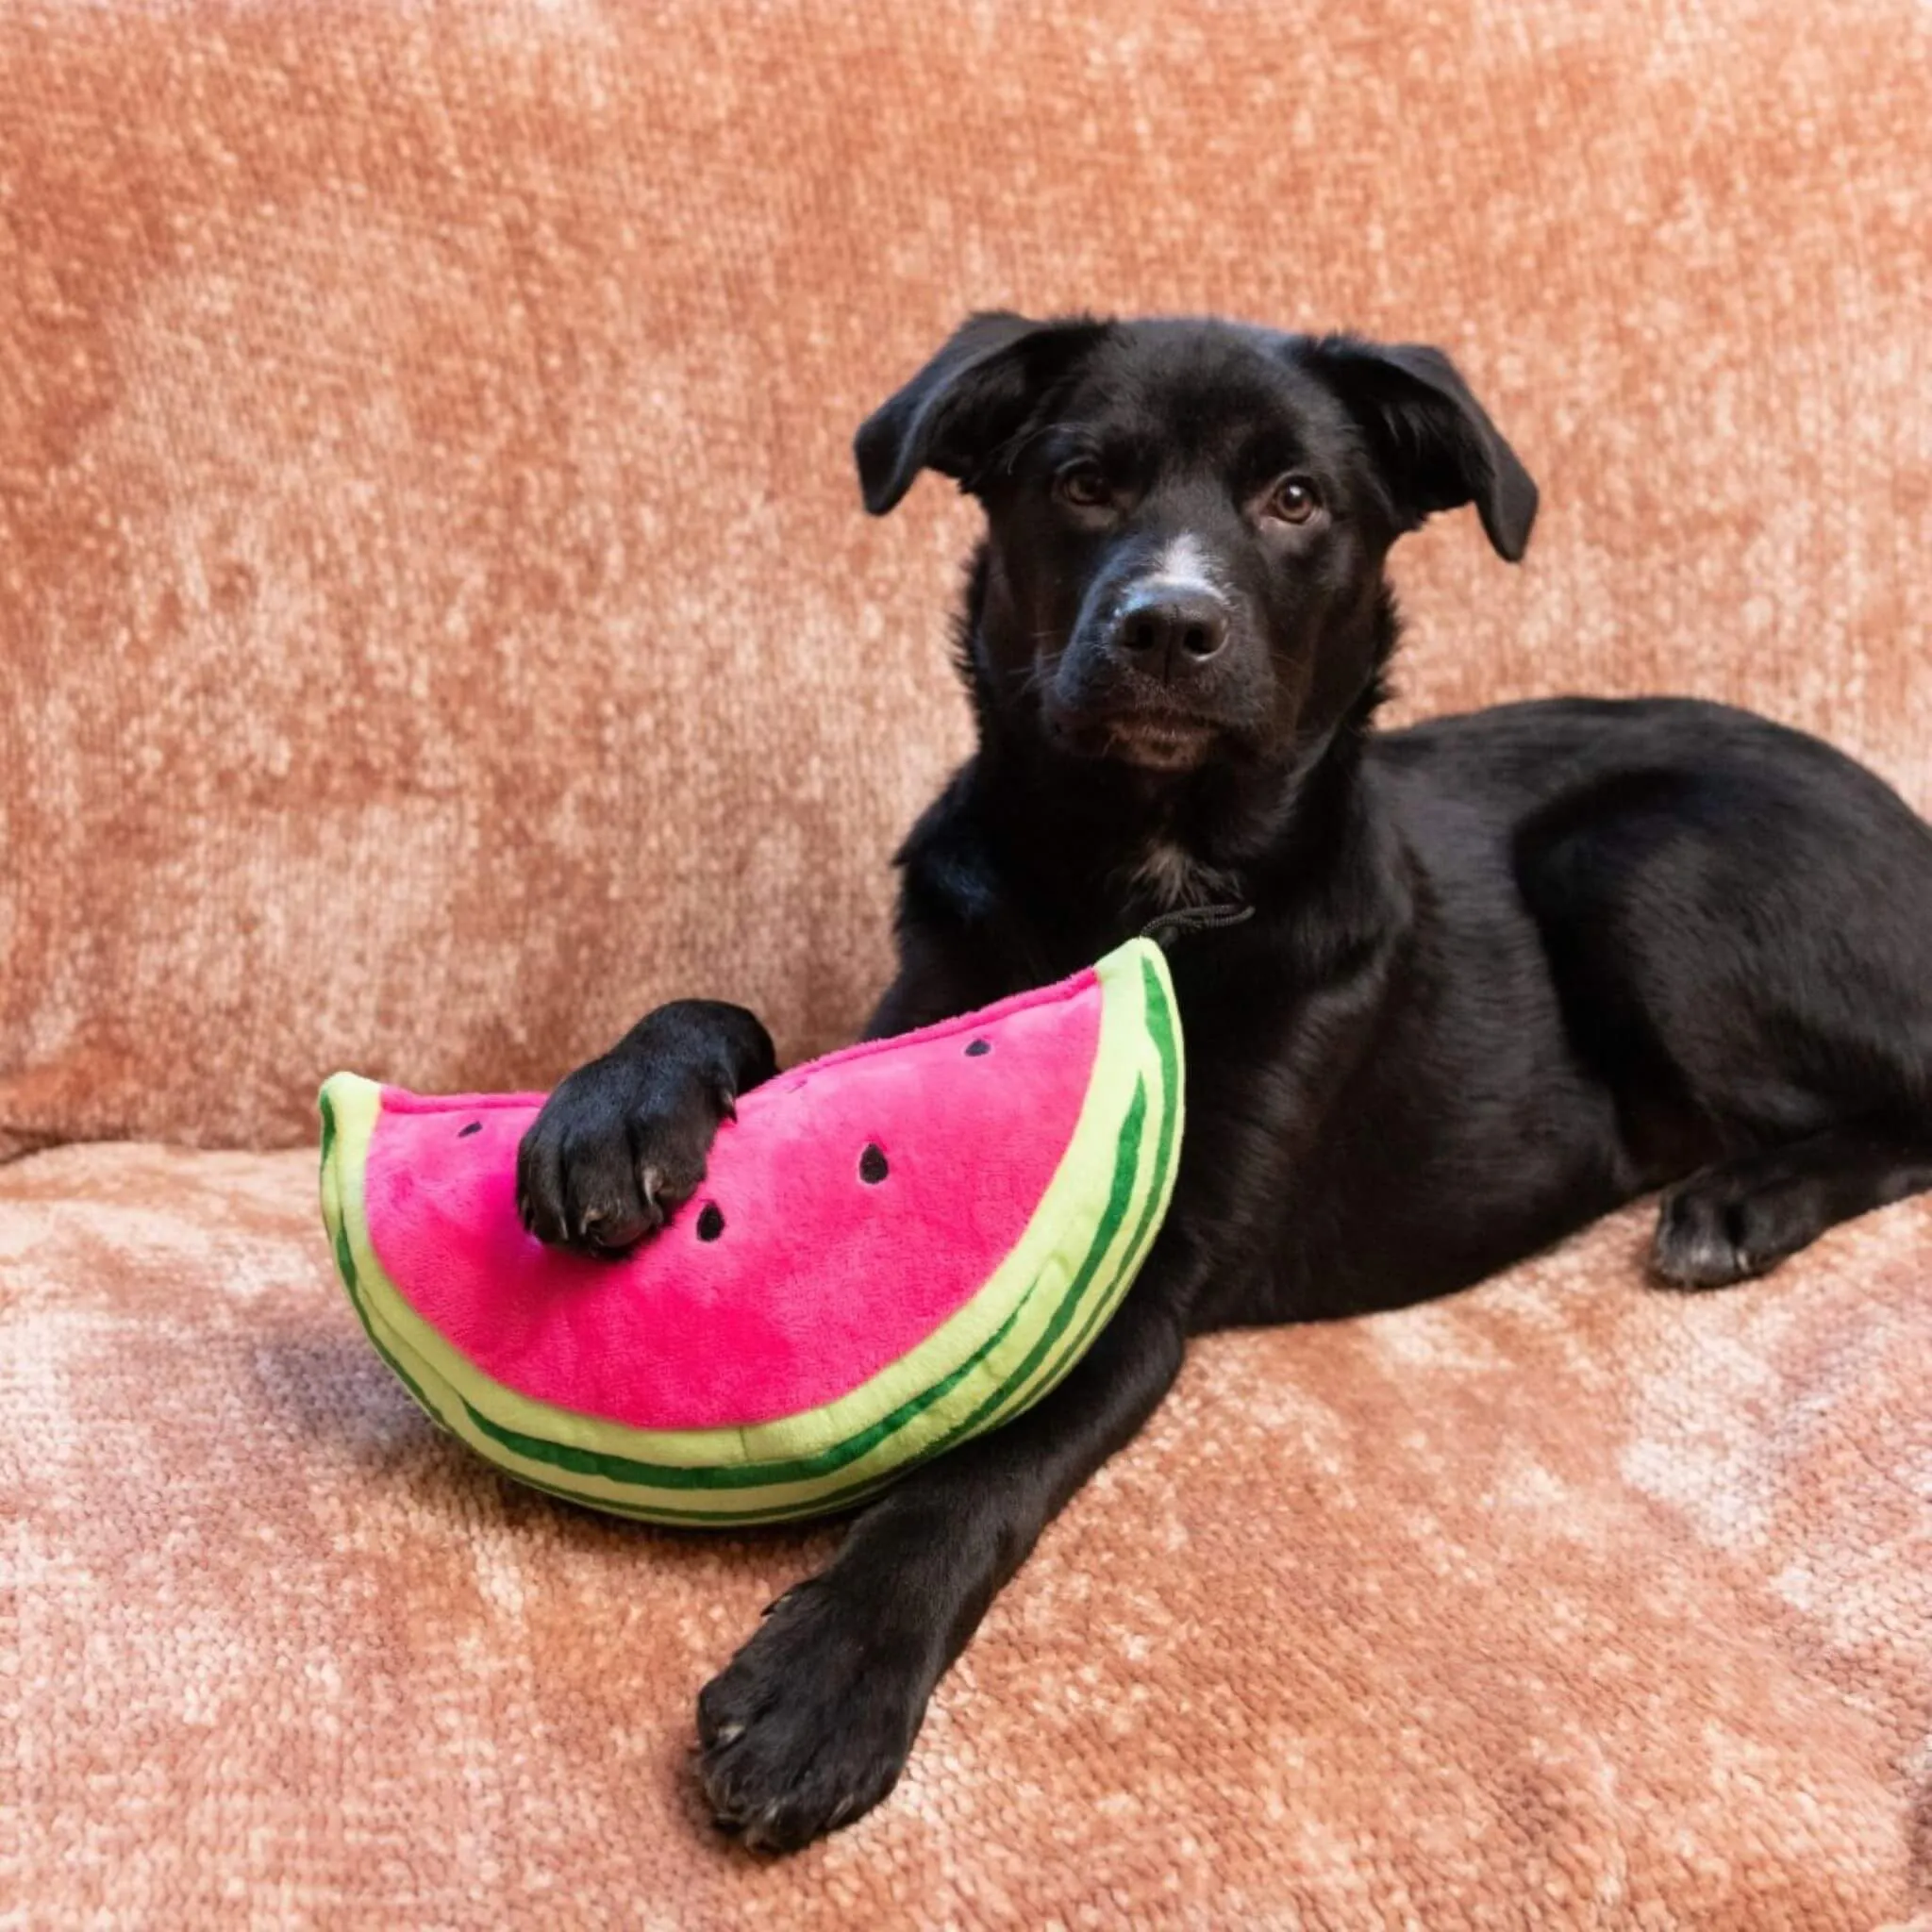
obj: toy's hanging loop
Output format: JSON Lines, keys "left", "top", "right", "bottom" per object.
{"left": 1141, "top": 902, "right": 1255, "bottom": 950}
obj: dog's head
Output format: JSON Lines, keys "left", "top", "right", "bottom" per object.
{"left": 856, "top": 313, "right": 1535, "bottom": 775}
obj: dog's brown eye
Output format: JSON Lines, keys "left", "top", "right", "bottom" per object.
{"left": 1267, "top": 476, "right": 1320, "bottom": 525}
{"left": 1056, "top": 462, "right": 1111, "bottom": 510}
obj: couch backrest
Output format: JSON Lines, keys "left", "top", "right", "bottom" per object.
{"left": 4, "top": 2, "right": 1927, "bottom": 1155}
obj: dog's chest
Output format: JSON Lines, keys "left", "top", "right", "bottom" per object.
{"left": 1126, "top": 838, "right": 1241, "bottom": 912}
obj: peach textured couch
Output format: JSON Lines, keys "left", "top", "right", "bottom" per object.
{"left": 4, "top": 5, "right": 1929, "bottom": 1926}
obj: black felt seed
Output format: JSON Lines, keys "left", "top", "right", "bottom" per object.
{"left": 964, "top": 1039, "right": 991, "bottom": 1058}
{"left": 696, "top": 1202, "right": 724, "bottom": 1241}
{"left": 458, "top": 1122, "right": 482, "bottom": 1138}
{"left": 858, "top": 1143, "right": 889, "bottom": 1185}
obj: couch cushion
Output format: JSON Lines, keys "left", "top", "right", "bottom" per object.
{"left": 4, "top": 1142, "right": 1925, "bottom": 1925}
{"left": 5, "top": 0, "right": 1930, "bottom": 1154}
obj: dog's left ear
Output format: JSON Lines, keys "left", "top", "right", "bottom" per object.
{"left": 1307, "top": 337, "right": 1539, "bottom": 561}
{"left": 855, "top": 310, "right": 1109, "bottom": 515}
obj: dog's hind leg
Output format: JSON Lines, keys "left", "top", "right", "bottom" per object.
{"left": 1513, "top": 725, "right": 1932, "bottom": 1289}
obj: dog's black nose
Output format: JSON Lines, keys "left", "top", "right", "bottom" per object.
{"left": 1109, "top": 585, "right": 1229, "bottom": 673}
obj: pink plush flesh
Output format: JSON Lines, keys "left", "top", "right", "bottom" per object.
{"left": 362, "top": 968, "right": 1103, "bottom": 1430}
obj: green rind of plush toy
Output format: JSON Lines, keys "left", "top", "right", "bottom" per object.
{"left": 318, "top": 941, "right": 1183, "bottom": 1525}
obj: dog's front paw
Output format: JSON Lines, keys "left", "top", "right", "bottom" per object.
{"left": 696, "top": 1579, "right": 933, "bottom": 1854}
{"left": 515, "top": 1056, "right": 720, "bottom": 1257}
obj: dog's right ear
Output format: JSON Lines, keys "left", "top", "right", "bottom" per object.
{"left": 855, "top": 311, "right": 1108, "bottom": 515}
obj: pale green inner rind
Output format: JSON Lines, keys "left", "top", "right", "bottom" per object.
{"left": 976, "top": 947, "right": 1184, "bottom": 1433}
{"left": 319, "top": 938, "right": 1182, "bottom": 1524}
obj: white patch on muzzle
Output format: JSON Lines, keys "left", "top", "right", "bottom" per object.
{"left": 1151, "top": 533, "right": 1219, "bottom": 594}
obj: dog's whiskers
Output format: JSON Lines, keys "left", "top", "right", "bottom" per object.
{"left": 1014, "top": 648, "right": 1064, "bottom": 701}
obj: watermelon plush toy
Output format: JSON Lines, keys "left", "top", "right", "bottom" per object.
{"left": 318, "top": 938, "right": 1182, "bottom": 1525}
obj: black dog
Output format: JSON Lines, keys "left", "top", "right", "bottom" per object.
{"left": 517, "top": 312, "right": 1932, "bottom": 1851}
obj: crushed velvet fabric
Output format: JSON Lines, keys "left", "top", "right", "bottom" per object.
{"left": 3, "top": 1144, "right": 1928, "bottom": 1924}
{"left": 4, "top": 0, "right": 1929, "bottom": 1923}
{"left": 3, "top": 0, "right": 1928, "bottom": 1154}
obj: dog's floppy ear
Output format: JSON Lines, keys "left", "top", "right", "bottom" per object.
{"left": 1307, "top": 337, "right": 1538, "bottom": 561}
{"left": 855, "top": 310, "right": 1108, "bottom": 515}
